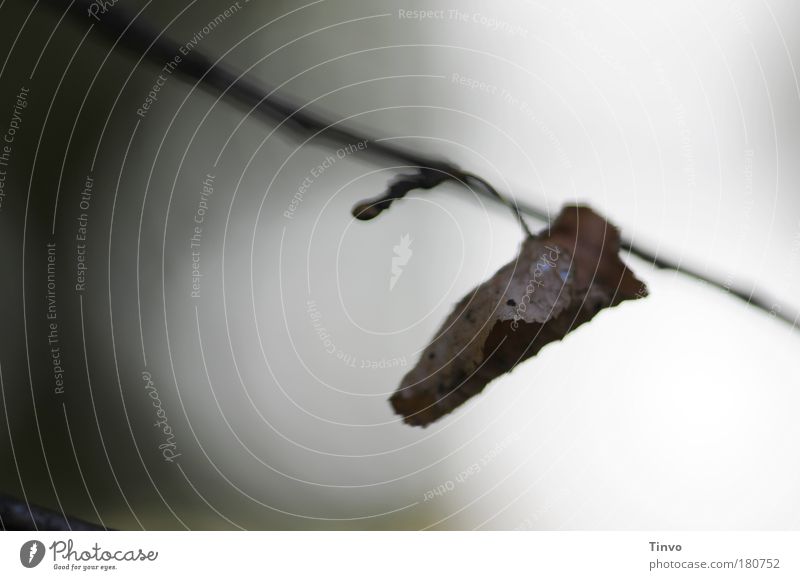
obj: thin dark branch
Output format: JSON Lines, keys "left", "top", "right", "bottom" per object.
{"left": 351, "top": 168, "right": 533, "bottom": 237}
{"left": 42, "top": 0, "right": 798, "bottom": 329}
{"left": 0, "top": 494, "right": 110, "bottom": 531}
{"left": 48, "top": 0, "right": 532, "bottom": 236}
{"left": 461, "top": 173, "right": 535, "bottom": 237}
{"left": 352, "top": 167, "right": 454, "bottom": 221}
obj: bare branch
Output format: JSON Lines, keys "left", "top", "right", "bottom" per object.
{"left": 39, "top": 0, "right": 799, "bottom": 328}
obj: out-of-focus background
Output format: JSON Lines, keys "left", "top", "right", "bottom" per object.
{"left": 1, "top": 0, "right": 799, "bottom": 530}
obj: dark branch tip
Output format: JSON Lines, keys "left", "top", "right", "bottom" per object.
{"left": 352, "top": 202, "right": 382, "bottom": 220}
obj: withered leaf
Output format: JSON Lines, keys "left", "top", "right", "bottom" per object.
{"left": 390, "top": 204, "right": 647, "bottom": 427}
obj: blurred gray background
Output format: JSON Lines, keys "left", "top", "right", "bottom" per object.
{"left": 1, "top": 0, "right": 799, "bottom": 529}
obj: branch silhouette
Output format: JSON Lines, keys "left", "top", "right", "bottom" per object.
{"left": 42, "top": 0, "right": 797, "bottom": 327}
{"left": 51, "top": 0, "right": 797, "bottom": 328}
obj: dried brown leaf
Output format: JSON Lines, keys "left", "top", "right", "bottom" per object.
{"left": 390, "top": 205, "right": 647, "bottom": 427}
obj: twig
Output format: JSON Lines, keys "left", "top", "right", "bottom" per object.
{"left": 42, "top": 0, "right": 798, "bottom": 328}
{"left": 0, "top": 494, "right": 110, "bottom": 531}
{"left": 46, "top": 0, "right": 533, "bottom": 235}
{"left": 352, "top": 168, "right": 533, "bottom": 237}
